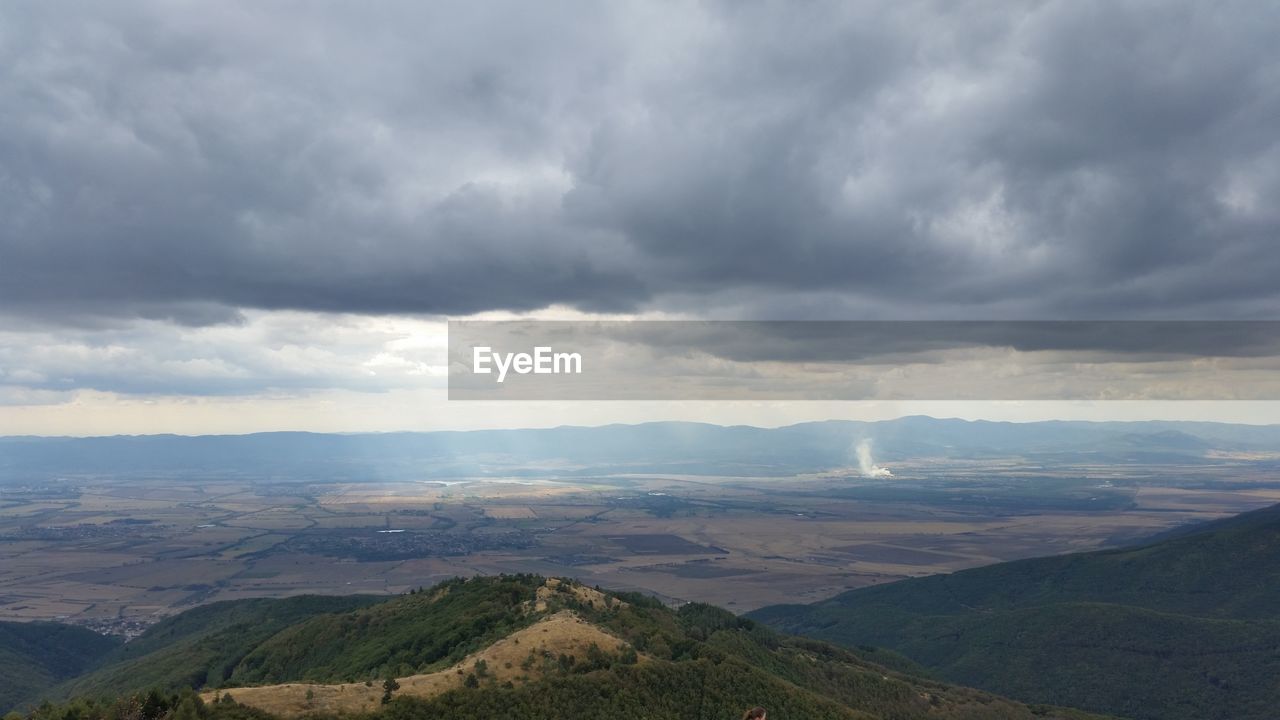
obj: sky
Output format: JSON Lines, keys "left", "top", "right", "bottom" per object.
{"left": 2, "top": 1, "right": 1279, "bottom": 435}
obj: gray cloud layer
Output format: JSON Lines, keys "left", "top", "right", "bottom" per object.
{"left": 448, "top": 320, "right": 1280, "bottom": 400}
{"left": 3, "top": 0, "right": 1279, "bottom": 326}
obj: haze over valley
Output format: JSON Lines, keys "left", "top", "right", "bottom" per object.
{"left": 5, "top": 417, "right": 1279, "bottom": 634}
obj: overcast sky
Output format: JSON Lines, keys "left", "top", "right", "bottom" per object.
{"left": 2, "top": 1, "right": 1279, "bottom": 434}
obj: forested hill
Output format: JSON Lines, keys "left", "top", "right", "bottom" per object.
{"left": 0, "top": 621, "right": 121, "bottom": 712}
{"left": 750, "top": 502, "right": 1280, "bottom": 720}
{"left": 53, "top": 595, "right": 385, "bottom": 702}
{"left": 11, "top": 575, "right": 1109, "bottom": 720}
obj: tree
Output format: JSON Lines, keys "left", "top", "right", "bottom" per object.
{"left": 140, "top": 690, "right": 168, "bottom": 720}
{"left": 172, "top": 695, "right": 201, "bottom": 720}
{"left": 381, "top": 676, "right": 400, "bottom": 704}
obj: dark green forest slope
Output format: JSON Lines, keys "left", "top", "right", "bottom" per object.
{"left": 751, "top": 502, "right": 1280, "bottom": 720}
{"left": 51, "top": 595, "right": 383, "bottom": 703}
{"left": 0, "top": 621, "right": 121, "bottom": 711}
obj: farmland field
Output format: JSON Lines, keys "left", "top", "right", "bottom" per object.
{"left": 3, "top": 455, "right": 1279, "bottom": 634}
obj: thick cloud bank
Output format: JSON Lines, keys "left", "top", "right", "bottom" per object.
{"left": 4, "top": 1, "right": 1279, "bottom": 325}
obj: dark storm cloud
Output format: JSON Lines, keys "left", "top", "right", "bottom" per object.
{"left": 450, "top": 319, "right": 1280, "bottom": 372}
{"left": 583, "top": 321, "right": 1280, "bottom": 363}
{"left": 447, "top": 321, "right": 1280, "bottom": 400}
{"left": 2, "top": 1, "right": 1279, "bottom": 325}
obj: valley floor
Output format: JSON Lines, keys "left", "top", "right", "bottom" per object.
{"left": 4, "top": 456, "right": 1278, "bottom": 632}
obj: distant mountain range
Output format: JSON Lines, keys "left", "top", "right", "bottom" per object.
{"left": 4, "top": 417, "right": 1279, "bottom": 481}
{"left": 751, "top": 502, "right": 1280, "bottom": 720}
{"left": 6, "top": 575, "right": 1108, "bottom": 720}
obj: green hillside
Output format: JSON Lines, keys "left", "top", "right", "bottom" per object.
{"left": 228, "top": 575, "right": 546, "bottom": 684}
{"left": 0, "top": 621, "right": 121, "bottom": 712}
{"left": 17, "top": 575, "right": 1108, "bottom": 720}
{"left": 50, "top": 595, "right": 384, "bottom": 702}
{"left": 751, "top": 503, "right": 1280, "bottom": 720}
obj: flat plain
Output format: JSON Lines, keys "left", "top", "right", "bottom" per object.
{"left": 3, "top": 455, "right": 1279, "bottom": 634}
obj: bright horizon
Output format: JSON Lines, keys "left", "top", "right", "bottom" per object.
{"left": 6, "top": 401, "right": 1280, "bottom": 438}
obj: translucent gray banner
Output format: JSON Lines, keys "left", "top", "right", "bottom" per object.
{"left": 448, "top": 320, "right": 1280, "bottom": 400}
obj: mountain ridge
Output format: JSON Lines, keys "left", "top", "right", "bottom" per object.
{"left": 12, "top": 575, "right": 1111, "bottom": 720}
{"left": 751, "top": 501, "right": 1280, "bottom": 720}
{"left": 5, "top": 417, "right": 1279, "bottom": 481}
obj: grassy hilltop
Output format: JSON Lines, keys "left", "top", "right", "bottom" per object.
{"left": 9, "top": 575, "right": 1108, "bottom": 720}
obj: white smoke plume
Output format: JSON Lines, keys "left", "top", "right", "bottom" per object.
{"left": 855, "top": 439, "right": 893, "bottom": 478}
